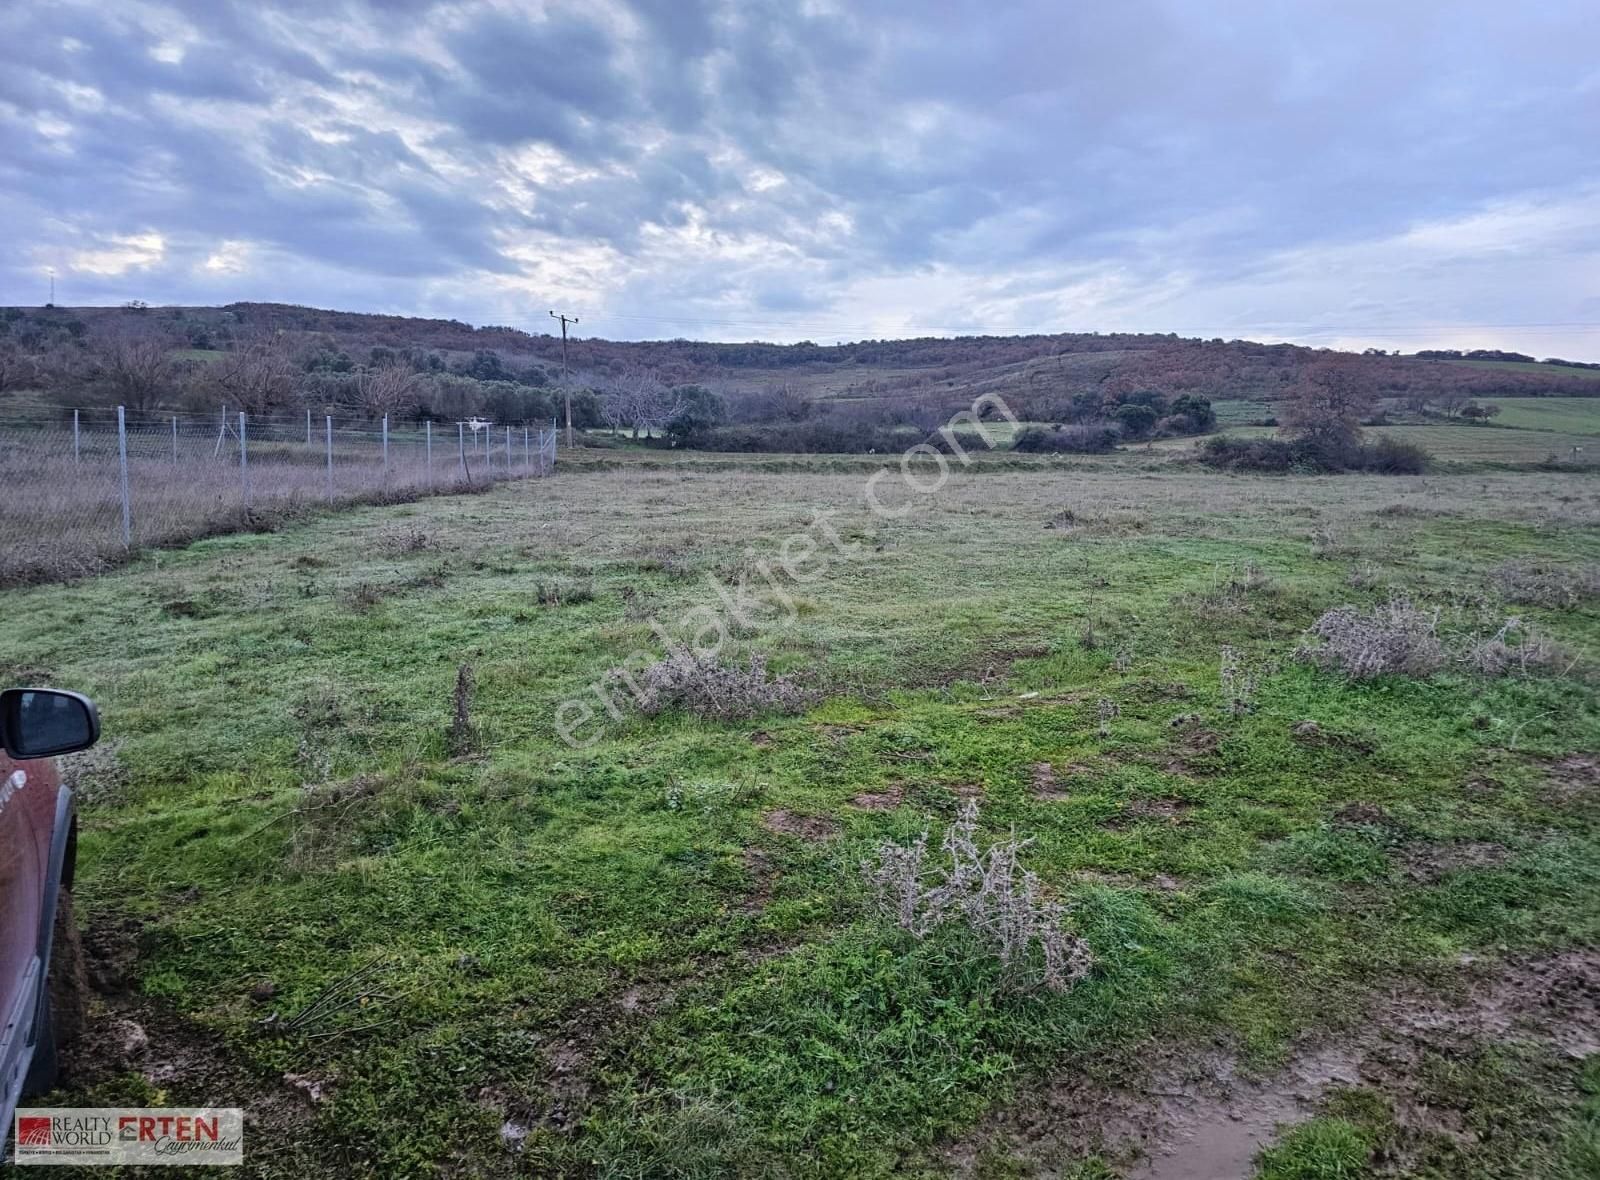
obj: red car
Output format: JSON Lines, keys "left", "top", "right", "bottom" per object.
{"left": 1, "top": 688, "right": 99, "bottom": 1138}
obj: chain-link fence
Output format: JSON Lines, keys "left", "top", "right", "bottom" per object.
{"left": 0, "top": 406, "right": 558, "bottom": 585}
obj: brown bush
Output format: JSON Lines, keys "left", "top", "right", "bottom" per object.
{"left": 615, "top": 646, "right": 807, "bottom": 721}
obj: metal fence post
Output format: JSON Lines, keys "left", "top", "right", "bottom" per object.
{"left": 458, "top": 421, "right": 466, "bottom": 479}
{"left": 425, "top": 419, "right": 432, "bottom": 486}
{"left": 307, "top": 408, "right": 312, "bottom": 446}
{"left": 326, "top": 415, "right": 334, "bottom": 501}
{"left": 382, "top": 415, "right": 389, "bottom": 475}
{"left": 524, "top": 425, "right": 530, "bottom": 470}
{"left": 116, "top": 406, "right": 131, "bottom": 546}
{"left": 73, "top": 409, "right": 80, "bottom": 463}
{"left": 238, "top": 411, "right": 250, "bottom": 506}
{"left": 505, "top": 425, "right": 511, "bottom": 475}
{"left": 172, "top": 415, "right": 178, "bottom": 465}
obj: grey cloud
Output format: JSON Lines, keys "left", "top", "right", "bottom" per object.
{"left": 0, "top": 0, "right": 1596, "bottom": 356}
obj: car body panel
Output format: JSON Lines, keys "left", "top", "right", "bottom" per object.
{"left": 0, "top": 751, "right": 63, "bottom": 1134}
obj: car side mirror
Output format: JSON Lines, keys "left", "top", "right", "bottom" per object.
{"left": 0, "top": 688, "right": 101, "bottom": 759}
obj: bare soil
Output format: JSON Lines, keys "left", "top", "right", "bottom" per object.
{"left": 761, "top": 808, "right": 841, "bottom": 840}
{"left": 851, "top": 784, "right": 906, "bottom": 810}
{"left": 947, "top": 948, "right": 1600, "bottom": 1179}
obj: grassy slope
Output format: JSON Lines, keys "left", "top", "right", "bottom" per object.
{"left": 1488, "top": 397, "right": 1600, "bottom": 436}
{"left": 1444, "top": 360, "right": 1600, "bottom": 381}
{"left": 2, "top": 455, "right": 1598, "bottom": 1177}
{"left": 1166, "top": 421, "right": 1600, "bottom": 469}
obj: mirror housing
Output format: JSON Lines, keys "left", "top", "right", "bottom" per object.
{"left": 0, "top": 688, "right": 101, "bottom": 760}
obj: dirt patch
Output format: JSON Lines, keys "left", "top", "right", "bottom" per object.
{"left": 1395, "top": 947, "right": 1600, "bottom": 1061}
{"left": 65, "top": 1000, "right": 315, "bottom": 1151}
{"left": 748, "top": 729, "right": 773, "bottom": 748}
{"left": 741, "top": 846, "right": 778, "bottom": 909}
{"left": 1029, "top": 762, "right": 1068, "bottom": 801}
{"left": 1332, "top": 801, "right": 1393, "bottom": 828}
{"left": 1103, "top": 798, "right": 1196, "bottom": 828}
{"left": 761, "top": 809, "right": 841, "bottom": 841}
{"left": 1542, "top": 753, "right": 1600, "bottom": 806}
{"left": 1289, "top": 719, "right": 1376, "bottom": 755}
{"left": 1157, "top": 728, "right": 1223, "bottom": 777}
{"left": 947, "top": 948, "right": 1600, "bottom": 1179}
{"left": 1073, "top": 870, "right": 1188, "bottom": 892}
{"left": 850, "top": 785, "right": 905, "bottom": 811}
{"left": 81, "top": 913, "right": 144, "bottom": 995}
{"left": 57, "top": 740, "right": 131, "bottom": 806}
{"left": 1398, "top": 840, "right": 1510, "bottom": 882}
{"left": 64, "top": 910, "right": 322, "bottom": 1158}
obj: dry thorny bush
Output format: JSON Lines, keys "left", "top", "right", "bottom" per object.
{"left": 1298, "top": 597, "right": 1577, "bottom": 681}
{"left": 1489, "top": 559, "right": 1600, "bottom": 610}
{"left": 612, "top": 645, "right": 808, "bottom": 721}
{"left": 1219, "top": 644, "right": 1272, "bottom": 715}
{"left": 861, "top": 800, "right": 1094, "bottom": 994}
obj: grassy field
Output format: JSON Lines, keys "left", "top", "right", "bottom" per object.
{"left": 1488, "top": 398, "right": 1600, "bottom": 436}
{"left": 1444, "top": 359, "right": 1600, "bottom": 381}
{"left": 1167, "top": 421, "right": 1600, "bottom": 469}
{"left": 4, "top": 450, "right": 1599, "bottom": 1177}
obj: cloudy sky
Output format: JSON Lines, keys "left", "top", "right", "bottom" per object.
{"left": 2, "top": 0, "right": 1597, "bottom": 355}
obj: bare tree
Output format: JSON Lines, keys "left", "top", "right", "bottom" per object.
{"left": 630, "top": 368, "right": 685, "bottom": 438}
{"left": 1280, "top": 359, "right": 1376, "bottom": 451}
{"left": 601, "top": 367, "right": 684, "bottom": 438}
{"left": 212, "top": 331, "right": 299, "bottom": 415}
{"left": 597, "top": 374, "right": 630, "bottom": 436}
{"left": 0, "top": 340, "right": 36, "bottom": 395}
{"left": 354, "top": 361, "right": 423, "bottom": 419}
{"left": 91, "top": 325, "right": 175, "bottom": 411}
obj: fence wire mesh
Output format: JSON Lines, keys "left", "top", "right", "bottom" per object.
{"left": 0, "top": 406, "right": 557, "bottom": 585}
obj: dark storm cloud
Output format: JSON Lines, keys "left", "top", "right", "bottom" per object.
{"left": 1, "top": 0, "right": 1597, "bottom": 353}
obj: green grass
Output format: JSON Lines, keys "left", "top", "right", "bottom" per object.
{"left": 1486, "top": 397, "right": 1600, "bottom": 436}
{"left": 1443, "top": 359, "right": 1600, "bottom": 381}
{"left": 1166, "top": 422, "right": 1600, "bottom": 469}
{"left": 4, "top": 456, "right": 1598, "bottom": 1176}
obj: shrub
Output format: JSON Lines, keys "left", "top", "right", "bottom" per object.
{"left": 677, "top": 422, "right": 910, "bottom": 453}
{"left": 1220, "top": 644, "right": 1270, "bottom": 714}
{"left": 618, "top": 646, "right": 807, "bottom": 720}
{"left": 1197, "top": 435, "right": 1429, "bottom": 474}
{"left": 1459, "top": 617, "right": 1576, "bottom": 677}
{"left": 1011, "top": 422, "right": 1121, "bottom": 454}
{"left": 1300, "top": 600, "right": 1578, "bottom": 681}
{"left": 861, "top": 800, "right": 1094, "bottom": 993}
{"left": 1297, "top": 599, "right": 1446, "bottom": 680}
{"left": 1197, "top": 436, "right": 1301, "bottom": 472}
{"left": 1113, "top": 403, "right": 1157, "bottom": 439}
{"left": 1490, "top": 560, "right": 1600, "bottom": 609}
{"left": 1355, "top": 436, "right": 1429, "bottom": 474}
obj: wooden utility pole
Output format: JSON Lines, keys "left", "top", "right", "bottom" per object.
{"left": 550, "top": 310, "right": 579, "bottom": 447}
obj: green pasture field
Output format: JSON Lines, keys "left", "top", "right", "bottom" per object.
{"left": 1487, "top": 397, "right": 1600, "bottom": 436}
{"left": 1443, "top": 359, "right": 1600, "bottom": 381}
{"left": 3, "top": 451, "right": 1598, "bottom": 1177}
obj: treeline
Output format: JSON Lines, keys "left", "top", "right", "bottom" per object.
{"left": 5, "top": 303, "right": 1598, "bottom": 439}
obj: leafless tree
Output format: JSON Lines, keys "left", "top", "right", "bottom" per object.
{"left": 354, "top": 361, "right": 423, "bottom": 419}
{"left": 212, "top": 331, "right": 299, "bottom": 415}
{"left": 0, "top": 341, "right": 36, "bottom": 395}
{"left": 90, "top": 324, "right": 176, "bottom": 411}
{"left": 601, "top": 367, "right": 684, "bottom": 438}
{"left": 1280, "top": 358, "right": 1376, "bottom": 450}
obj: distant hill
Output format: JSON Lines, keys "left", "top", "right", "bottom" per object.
{"left": 4, "top": 302, "right": 1597, "bottom": 418}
